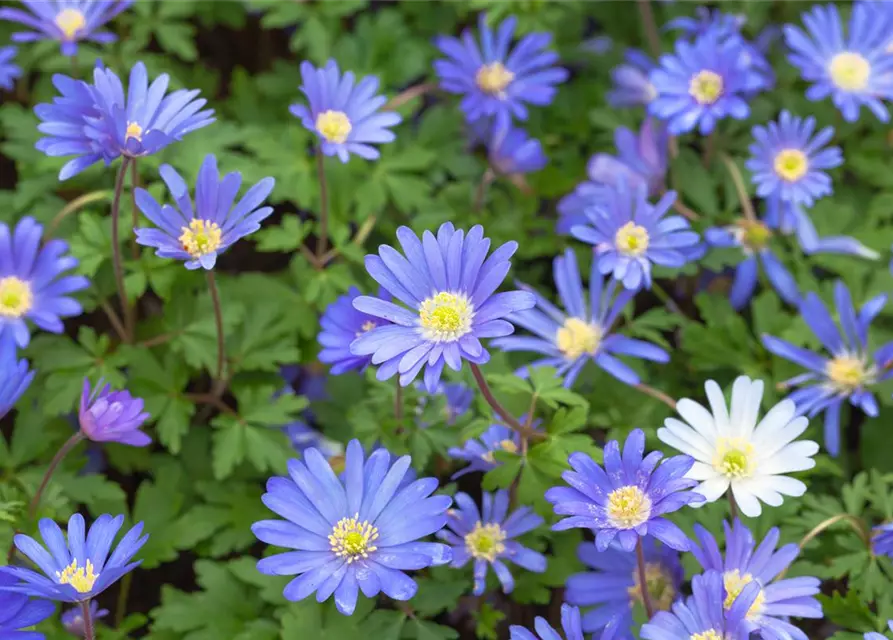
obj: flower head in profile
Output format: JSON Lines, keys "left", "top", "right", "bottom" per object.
{"left": 350, "top": 223, "right": 535, "bottom": 392}
{"left": 0, "top": 46, "right": 22, "bottom": 90}
{"left": 318, "top": 286, "right": 392, "bottom": 375}
{"left": 557, "top": 182, "right": 612, "bottom": 236}
{"left": 0, "top": 0, "right": 132, "bottom": 56}
{"left": 433, "top": 13, "right": 568, "bottom": 128}
{"left": 747, "top": 111, "right": 842, "bottom": 208}
{"left": 691, "top": 519, "right": 823, "bottom": 640}
{"left": 62, "top": 600, "right": 109, "bottom": 637}
{"left": 485, "top": 125, "right": 547, "bottom": 177}
{"left": 570, "top": 181, "right": 699, "bottom": 291}
{"left": 252, "top": 440, "right": 452, "bottom": 616}
{"left": 873, "top": 523, "right": 893, "bottom": 559}
{"left": 566, "top": 537, "right": 683, "bottom": 639}
{"left": 0, "top": 572, "right": 55, "bottom": 638}
{"left": 448, "top": 422, "right": 522, "bottom": 478}
{"left": 493, "top": 248, "right": 669, "bottom": 388}
{"left": 640, "top": 570, "right": 760, "bottom": 640}
{"left": 608, "top": 49, "right": 657, "bottom": 107}
{"left": 0, "top": 217, "right": 88, "bottom": 348}
{"left": 510, "top": 604, "right": 584, "bottom": 640}
{"left": 587, "top": 119, "right": 669, "bottom": 196}
{"left": 764, "top": 197, "right": 878, "bottom": 260}
{"left": 0, "top": 337, "right": 34, "bottom": 421}
{"left": 784, "top": 3, "right": 893, "bottom": 122}
{"left": 761, "top": 281, "right": 893, "bottom": 456}
{"left": 438, "top": 490, "right": 545, "bottom": 595}
{"left": 290, "top": 60, "right": 400, "bottom": 163}
{"left": 2, "top": 513, "right": 147, "bottom": 603}
{"left": 658, "top": 376, "right": 818, "bottom": 517}
{"left": 545, "top": 429, "right": 703, "bottom": 552}
{"left": 865, "top": 620, "right": 893, "bottom": 640}
{"left": 649, "top": 31, "right": 763, "bottom": 134}
{"left": 78, "top": 379, "right": 150, "bottom": 446}
{"left": 135, "top": 154, "right": 275, "bottom": 270}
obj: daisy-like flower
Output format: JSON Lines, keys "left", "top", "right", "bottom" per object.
{"left": 78, "top": 379, "right": 150, "bottom": 446}
{"left": 510, "top": 604, "right": 584, "bottom": 640}
{"left": 657, "top": 376, "right": 818, "bottom": 517}
{"left": 252, "top": 440, "right": 451, "bottom": 616}
{"left": 0, "top": 572, "right": 55, "bottom": 638}
{"left": 35, "top": 61, "right": 215, "bottom": 180}
{"left": 134, "top": 154, "right": 275, "bottom": 270}
{"left": 649, "top": 31, "right": 763, "bottom": 135}
{"left": 570, "top": 181, "right": 700, "bottom": 291}
{"left": 873, "top": 523, "right": 893, "bottom": 559}
{"left": 493, "top": 248, "right": 669, "bottom": 388}
{"left": 0, "top": 217, "right": 88, "bottom": 349}
{"left": 761, "top": 281, "right": 893, "bottom": 456}
{"left": 640, "top": 570, "right": 760, "bottom": 640}
{"left": 784, "top": 3, "right": 893, "bottom": 122}
{"left": 433, "top": 13, "right": 568, "bottom": 128}
{"left": 2, "top": 513, "right": 147, "bottom": 603}
{"left": 565, "top": 537, "right": 683, "bottom": 639}
{"left": 545, "top": 429, "right": 703, "bottom": 552}
{"left": 62, "top": 600, "right": 109, "bottom": 637}
{"left": 0, "top": 1, "right": 132, "bottom": 56}
{"left": 486, "top": 125, "right": 547, "bottom": 176}
{"left": 0, "top": 46, "right": 22, "bottom": 91}
{"left": 447, "top": 423, "right": 522, "bottom": 479}
{"left": 318, "top": 287, "right": 391, "bottom": 375}
{"left": 704, "top": 218, "right": 801, "bottom": 309}
{"left": 608, "top": 49, "right": 657, "bottom": 108}
{"left": 0, "top": 337, "right": 34, "bottom": 421}
{"left": 865, "top": 621, "right": 893, "bottom": 640}
{"left": 587, "top": 119, "right": 669, "bottom": 196}
{"left": 746, "top": 111, "right": 842, "bottom": 208}
{"left": 349, "top": 223, "right": 535, "bottom": 392}
{"left": 290, "top": 60, "right": 401, "bottom": 163}
{"left": 690, "top": 519, "right": 823, "bottom": 640}
{"left": 438, "top": 490, "right": 546, "bottom": 595}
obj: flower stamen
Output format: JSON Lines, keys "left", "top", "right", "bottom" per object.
{"left": 615, "top": 221, "right": 650, "bottom": 257}
{"left": 57, "top": 559, "right": 99, "bottom": 594}
{"left": 774, "top": 149, "right": 808, "bottom": 182}
{"left": 606, "top": 485, "right": 652, "bottom": 529}
{"left": 419, "top": 292, "right": 474, "bottom": 342}
{"left": 826, "top": 355, "right": 874, "bottom": 392}
{"left": 829, "top": 52, "right": 871, "bottom": 91}
{"left": 723, "top": 569, "right": 766, "bottom": 619}
{"left": 179, "top": 219, "right": 222, "bottom": 259}
{"left": 329, "top": 514, "right": 379, "bottom": 563}
{"left": 465, "top": 522, "right": 506, "bottom": 562}
{"left": 712, "top": 437, "right": 756, "bottom": 479}
{"left": 55, "top": 8, "right": 86, "bottom": 40}
{"left": 0, "top": 277, "right": 33, "bottom": 319}
{"left": 316, "top": 110, "right": 352, "bottom": 144}
{"left": 689, "top": 70, "right": 724, "bottom": 105}
{"left": 476, "top": 62, "right": 514, "bottom": 97}
{"left": 556, "top": 318, "right": 601, "bottom": 360}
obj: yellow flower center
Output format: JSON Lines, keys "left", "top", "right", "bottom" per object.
{"left": 465, "top": 522, "right": 506, "bottom": 562}
{"left": 615, "top": 221, "right": 650, "bottom": 257}
{"left": 125, "top": 122, "right": 144, "bottom": 142}
{"left": 627, "top": 563, "right": 676, "bottom": 612}
{"left": 57, "top": 559, "right": 99, "bottom": 594}
{"left": 712, "top": 437, "right": 755, "bottom": 479}
{"left": 689, "top": 70, "right": 724, "bottom": 105}
{"left": 499, "top": 439, "right": 518, "bottom": 454}
{"left": 315, "top": 110, "right": 352, "bottom": 144}
{"left": 178, "top": 219, "right": 222, "bottom": 259}
{"left": 774, "top": 149, "right": 809, "bottom": 182}
{"left": 329, "top": 455, "right": 346, "bottom": 475}
{"left": 606, "top": 485, "right": 652, "bottom": 529}
{"left": 691, "top": 632, "right": 723, "bottom": 640}
{"left": 0, "top": 277, "right": 33, "bottom": 319}
{"left": 829, "top": 52, "right": 871, "bottom": 91}
{"left": 419, "top": 291, "right": 474, "bottom": 342}
{"left": 55, "top": 8, "right": 86, "bottom": 40}
{"left": 329, "top": 513, "right": 378, "bottom": 563}
{"left": 476, "top": 62, "right": 514, "bottom": 96}
{"left": 556, "top": 317, "right": 601, "bottom": 360}
{"left": 356, "top": 320, "right": 378, "bottom": 337}
{"left": 826, "top": 355, "right": 873, "bottom": 391}
{"left": 723, "top": 569, "right": 766, "bottom": 619}
{"left": 737, "top": 219, "right": 771, "bottom": 252}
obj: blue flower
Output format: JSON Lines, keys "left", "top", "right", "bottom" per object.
{"left": 252, "top": 440, "right": 452, "bottom": 616}
{"left": 763, "top": 197, "right": 879, "bottom": 259}
{"left": 509, "top": 604, "right": 585, "bottom": 640}
{"left": 350, "top": 223, "right": 535, "bottom": 392}
{"left": 493, "top": 248, "right": 669, "bottom": 387}
{"left": 62, "top": 600, "right": 108, "bottom": 637}
{"left": 0, "top": 46, "right": 22, "bottom": 91}
{"left": 0, "top": 217, "right": 88, "bottom": 348}
{"left": 565, "top": 537, "right": 683, "bottom": 639}
{"left": 433, "top": 13, "right": 568, "bottom": 128}
{"left": 0, "top": 1, "right": 132, "bottom": 56}
{"left": 873, "top": 523, "right": 893, "bottom": 559}
{"left": 545, "top": 429, "right": 703, "bottom": 552}
{"left": 0, "top": 572, "right": 54, "bottom": 639}
{"left": 747, "top": 111, "right": 842, "bottom": 208}
{"left": 570, "top": 181, "right": 700, "bottom": 291}
{"left": 318, "top": 287, "right": 392, "bottom": 375}
{"left": 704, "top": 219, "right": 800, "bottom": 309}
{"left": 557, "top": 182, "right": 611, "bottom": 236}
{"left": 2, "top": 513, "right": 147, "bottom": 603}
{"left": 761, "top": 281, "right": 893, "bottom": 456}
{"left": 587, "top": 119, "right": 669, "bottom": 196}
{"left": 486, "top": 125, "right": 547, "bottom": 176}
{"left": 438, "top": 490, "right": 545, "bottom": 595}
{"left": 865, "top": 620, "right": 893, "bottom": 640}
{"left": 784, "top": 3, "right": 893, "bottom": 122}
{"left": 608, "top": 49, "right": 657, "bottom": 108}
{"left": 79, "top": 378, "right": 151, "bottom": 447}
{"left": 290, "top": 60, "right": 401, "bottom": 163}
{"left": 649, "top": 31, "right": 763, "bottom": 134}
{"left": 641, "top": 570, "right": 760, "bottom": 640}
{"left": 0, "top": 337, "right": 34, "bottom": 421}
{"left": 691, "top": 519, "right": 823, "bottom": 640}
{"left": 134, "top": 154, "right": 275, "bottom": 270}
{"left": 448, "top": 422, "right": 522, "bottom": 479}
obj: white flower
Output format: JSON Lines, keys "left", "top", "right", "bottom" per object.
{"left": 657, "top": 376, "right": 819, "bottom": 517}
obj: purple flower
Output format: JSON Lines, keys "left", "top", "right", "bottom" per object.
{"left": 764, "top": 197, "right": 878, "bottom": 259}
{"left": 557, "top": 182, "right": 612, "bottom": 236}
{"left": 545, "top": 429, "right": 703, "bottom": 552}
{"left": 608, "top": 49, "right": 657, "bottom": 108}
{"left": 0, "top": 572, "right": 55, "bottom": 638}
{"left": 448, "top": 422, "right": 522, "bottom": 479}
{"left": 0, "top": 216, "right": 88, "bottom": 348}
{"left": 487, "top": 125, "right": 547, "bottom": 176}
{"left": 318, "top": 287, "right": 391, "bottom": 375}
{"left": 0, "top": 1, "right": 132, "bottom": 56}
{"left": 62, "top": 600, "right": 109, "bottom": 637}
{"left": 290, "top": 60, "right": 401, "bottom": 163}
{"left": 134, "top": 154, "right": 275, "bottom": 270}
{"left": 438, "top": 490, "right": 545, "bottom": 595}
{"left": 587, "top": 119, "right": 669, "bottom": 196}
{"left": 0, "top": 336, "right": 34, "bottom": 421}
{"left": 0, "top": 46, "right": 22, "bottom": 91}
{"left": 78, "top": 379, "right": 151, "bottom": 446}
{"left": 873, "top": 523, "right": 893, "bottom": 559}
{"left": 510, "top": 604, "right": 584, "bottom": 640}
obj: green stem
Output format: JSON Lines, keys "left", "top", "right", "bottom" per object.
{"left": 110, "top": 158, "right": 133, "bottom": 342}
{"left": 315, "top": 151, "right": 330, "bottom": 261}
{"left": 469, "top": 363, "right": 543, "bottom": 441}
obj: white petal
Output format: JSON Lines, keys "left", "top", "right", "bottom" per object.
{"left": 696, "top": 476, "right": 731, "bottom": 503}
{"left": 753, "top": 415, "right": 809, "bottom": 457}
{"left": 728, "top": 377, "right": 754, "bottom": 437}
{"left": 687, "top": 461, "right": 719, "bottom": 481}
{"left": 755, "top": 475, "right": 807, "bottom": 497}
{"left": 737, "top": 477, "right": 783, "bottom": 507}
{"left": 658, "top": 420, "right": 715, "bottom": 460}
{"left": 675, "top": 399, "right": 720, "bottom": 442}
{"left": 704, "top": 379, "right": 730, "bottom": 430}
{"left": 731, "top": 483, "right": 762, "bottom": 517}
{"left": 758, "top": 442, "right": 819, "bottom": 474}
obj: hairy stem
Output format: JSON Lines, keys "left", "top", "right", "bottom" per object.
{"left": 636, "top": 0, "right": 661, "bottom": 58}
{"left": 636, "top": 537, "right": 655, "bottom": 618}
{"left": 82, "top": 599, "right": 95, "bottom": 640}
{"left": 316, "top": 151, "right": 330, "bottom": 260}
{"left": 728, "top": 490, "right": 739, "bottom": 521}
{"left": 469, "top": 363, "right": 544, "bottom": 440}
{"left": 110, "top": 158, "right": 133, "bottom": 342}
{"left": 720, "top": 153, "right": 757, "bottom": 222}
{"left": 634, "top": 383, "right": 677, "bottom": 410}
